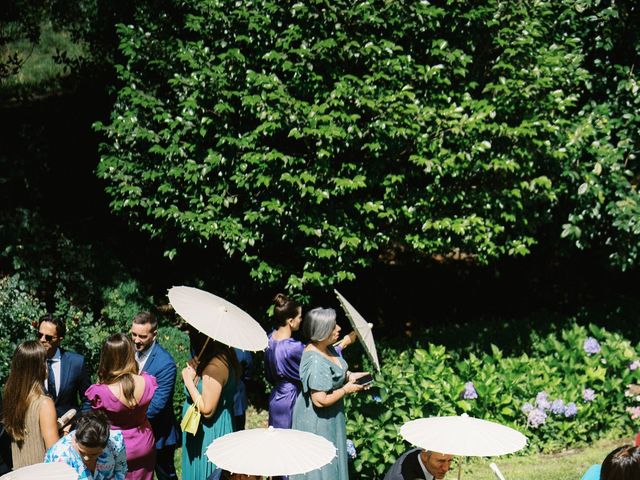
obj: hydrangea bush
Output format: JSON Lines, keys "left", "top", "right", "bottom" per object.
{"left": 345, "top": 324, "right": 640, "bottom": 479}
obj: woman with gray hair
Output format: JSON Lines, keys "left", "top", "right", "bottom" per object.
{"left": 290, "top": 307, "right": 368, "bottom": 480}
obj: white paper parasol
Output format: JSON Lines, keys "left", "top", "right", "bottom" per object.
{"left": 168, "top": 286, "right": 268, "bottom": 352}
{"left": 400, "top": 414, "right": 527, "bottom": 457}
{"left": 206, "top": 427, "right": 336, "bottom": 476}
{"left": 334, "top": 289, "right": 380, "bottom": 371}
{"left": 0, "top": 462, "right": 78, "bottom": 480}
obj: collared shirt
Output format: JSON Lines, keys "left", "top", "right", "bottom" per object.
{"left": 45, "top": 348, "right": 62, "bottom": 396}
{"left": 45, "top": 430, "right": 127, "bottom": 480}
{"left": 384, "top": 448, "right": 434, "bottom": 480}
{"left": 136, "top": 341, "right": 155, "bottom": 371}
{"left": 417, "top": 452, "right": 434, "bottom": 480}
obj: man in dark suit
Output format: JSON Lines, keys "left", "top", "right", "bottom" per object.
{"left": 37, "top": 315, "right": 91, "bottom": 419}
{"left": 383, "top": 449, "right": 453, "bottom": 480}
{"left": 132, "top": 311, "right": 180, "bottom": 480}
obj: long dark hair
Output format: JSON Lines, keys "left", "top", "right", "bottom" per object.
{"left": 190, "top": 329, "right": 239, "bottom": 378}
{"left": 272, "top": 293, "right": 300, "bottom": 328}
{"left": 2, "top": 341, "right": 47, "bottom": 442}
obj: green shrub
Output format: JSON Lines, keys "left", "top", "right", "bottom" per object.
{"left": 157, "top": 325, "right": 190, "bottom": 419}
{"left": 345, "top": 323, "right": 640, "bottom": 479}
{"left": 0, "top": 274, "right": 47, "bottom": 382}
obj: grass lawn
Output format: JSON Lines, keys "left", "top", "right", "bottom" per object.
{"left": 1, "top": 21, "right": 85, "bottom": 100}
{"left": 173, "top": 406, "right": 630, "bottom": 479}
{"left": 461, "top": 436, "right": 632, "bottom": 480}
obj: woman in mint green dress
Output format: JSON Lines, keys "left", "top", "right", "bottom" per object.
{"left": 291, "top": 308, "right": 367, "bottom": 480}
{"left": 181, "top": 330, "right": 238, "bottom": 480}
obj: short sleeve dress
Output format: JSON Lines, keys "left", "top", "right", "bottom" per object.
{"left": 181, "top": 371, "right": 237, "bottom": 480}
{"left": 290, "top": 346, "right": 349, "bottom": 480}
{"left": 264, "top": 333, "right": 304, "bottom": 428}
{"left": 85, "top": 372, "right": 158, "bottom": 480}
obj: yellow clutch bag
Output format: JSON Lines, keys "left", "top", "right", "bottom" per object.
{"left": 180, "top": 395, "right": 202, "bottom": 435}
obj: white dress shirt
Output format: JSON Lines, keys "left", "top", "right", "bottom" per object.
{"left": 45, "top": 347, "right": 62, "bottom": 396}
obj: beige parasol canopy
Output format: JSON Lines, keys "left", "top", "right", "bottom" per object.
{"left": 206, "top": 426, "right": 336, "bottom": 477}
{"left": 0, "top": 462, "right": 78, "bottom": 480}
{"left": 334, "top": 289, "right": 380, "bottom": 371}
{"left": 168, "top": 286, "right": 268, "bottom": 352}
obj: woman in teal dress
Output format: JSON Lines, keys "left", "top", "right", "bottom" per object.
{"left": 181, "top": 329, "right": 238, "bottom": 480}
{"left": 291, "top": 308, "right": 367, "bottom": 480}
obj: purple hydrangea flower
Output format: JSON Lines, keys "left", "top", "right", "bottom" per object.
{"left": 564, "top": 402, "right": 578, "bottom": 418}
{"left": 462, "top": 381, "right": 478, "bottom": 400}
{"left": 630, "top": 360, "right": 640, "bottom": 371}
{"left": 346, "top": 439, "right": 357, "bottom": 459}
{"left": 521, "top": 402, "right": 534, "bottom": 415}
{"left": 583, "top": 388, "right": 596, "bottom": 402}
{"left": 527, "top": 408, "right": 547, "bottom": 428}
{"left": 583, "top": 337, "right": 601, "bottom": 355}
{"left": 536, "top": 391, "right": 551, "bottom": 411}
{"left": 550, "top": 399, "right": 565, "bottom": 415}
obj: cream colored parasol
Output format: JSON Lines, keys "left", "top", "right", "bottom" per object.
{"left": 400, "top": 414, "right": 527, "bottom": 479}
{"left": 206, "top": 426, "right": 336, "bottom": 476}
{"left": 334, "top": 289, "right": 380, "bottom": 371}
{"left": 0, "top": 462, "right": 78, "bottom": 480}
{"left": 168, "top": 286, "right": 268, "bottom": 352}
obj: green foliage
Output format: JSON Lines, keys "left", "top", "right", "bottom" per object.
{"left": 557, "top": 1, "right": 640, "bottom": 270}
{"left": 0, "top": 275, "right": 47, "bottom": 382}
{"left": 157, "top": 325, "right": 190, "bottom": 418}
{"left": 345, "top": 323, "right": 640, "bottom": 479}
{"left": 96, "top": 0, "right": 640, "bottom": 291}
{"left": 0, "top": 209, "right": 159, "bottom": 376}
{"left": 100, "top": 279, "right": 154, "bottom": 333}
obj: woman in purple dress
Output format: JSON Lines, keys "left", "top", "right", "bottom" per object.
{"left": 264, "top": 294, "right": 359, "bottom": 429}
{"left": 86, "top": 333, "right": 157, "bottom": 480}
{"left": 264, "top": 293, "right": 304, "bottom": 429}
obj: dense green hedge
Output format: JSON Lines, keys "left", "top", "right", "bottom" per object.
{"left": 96, "top": 0, "right": 640, "bottom": 292}
{"left": 345, "top": 323, "right": 640, "bottom": 479}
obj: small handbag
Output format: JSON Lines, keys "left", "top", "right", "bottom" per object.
{"left": 180, "top": 395, "right": 202, "bottom": 435}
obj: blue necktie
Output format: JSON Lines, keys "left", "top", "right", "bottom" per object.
{"left": 47, "top": 359, "right": 57, "bottom": 400}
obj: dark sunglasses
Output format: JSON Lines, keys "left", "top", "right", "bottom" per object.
{"left": 37, "top": 332, "right": 57, "bottom": 342}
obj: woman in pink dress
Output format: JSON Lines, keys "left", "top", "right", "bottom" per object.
{"left": 86, "top": 333, "right": 158, "bottom": 480}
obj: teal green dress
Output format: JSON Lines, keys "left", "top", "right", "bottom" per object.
{"left": 291, "top": 347, "right": 349, "bottom": 480}
{"left": 181, "top": 372, "right": 237, "bottom": 480}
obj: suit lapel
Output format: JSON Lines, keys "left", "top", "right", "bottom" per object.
{"left": 142, "top": 343, "right": 159, "bottom": 373}
{"left": 59, "top": 349, "right": 71, "bottom": 397}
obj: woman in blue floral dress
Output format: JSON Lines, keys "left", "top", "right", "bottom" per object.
{"left": 45, "top": 410, "right": 127, "bottom": 480}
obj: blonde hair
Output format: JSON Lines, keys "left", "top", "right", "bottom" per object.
{"left": 2, "top": 341, "right": 47, "bottom": 443}
{"left": 98, "top": 333, "right": 139, "bottom": 407}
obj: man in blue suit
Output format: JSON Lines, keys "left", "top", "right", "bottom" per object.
{"left": 37, "top": 315, "right": 91, "bottom": 419}
{"left": 132, "top": 311, "right": 180, "bottom": 480}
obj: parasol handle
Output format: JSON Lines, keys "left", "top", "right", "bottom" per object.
{"left": 457, "top": 457, "right": 462, "bottom": 480}
{"left": 194, "top": 336, "right": 210, "bottom": 363}
{"left": 490, "top": 462, "right": 507, "bottom": 480}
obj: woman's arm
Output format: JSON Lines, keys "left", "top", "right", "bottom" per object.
{"left": 39, "top": 396, "right": 60, "bottom": 449}
{"left": 182, "top": 358, "right": 228, "bottom": 418}
{"left": 336, "top": 331, "right": 358, "bottom": 351}
{"left": 310, "top": 381, "right": 363, "bottom": 408}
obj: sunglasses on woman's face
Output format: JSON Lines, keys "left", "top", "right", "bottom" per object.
{"left": 37, "top": 332, "right": 57, "bottom": 342}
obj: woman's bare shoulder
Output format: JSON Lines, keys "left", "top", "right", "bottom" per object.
{"left": 202, "top": 357, "right": 230, "bottom": 381}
